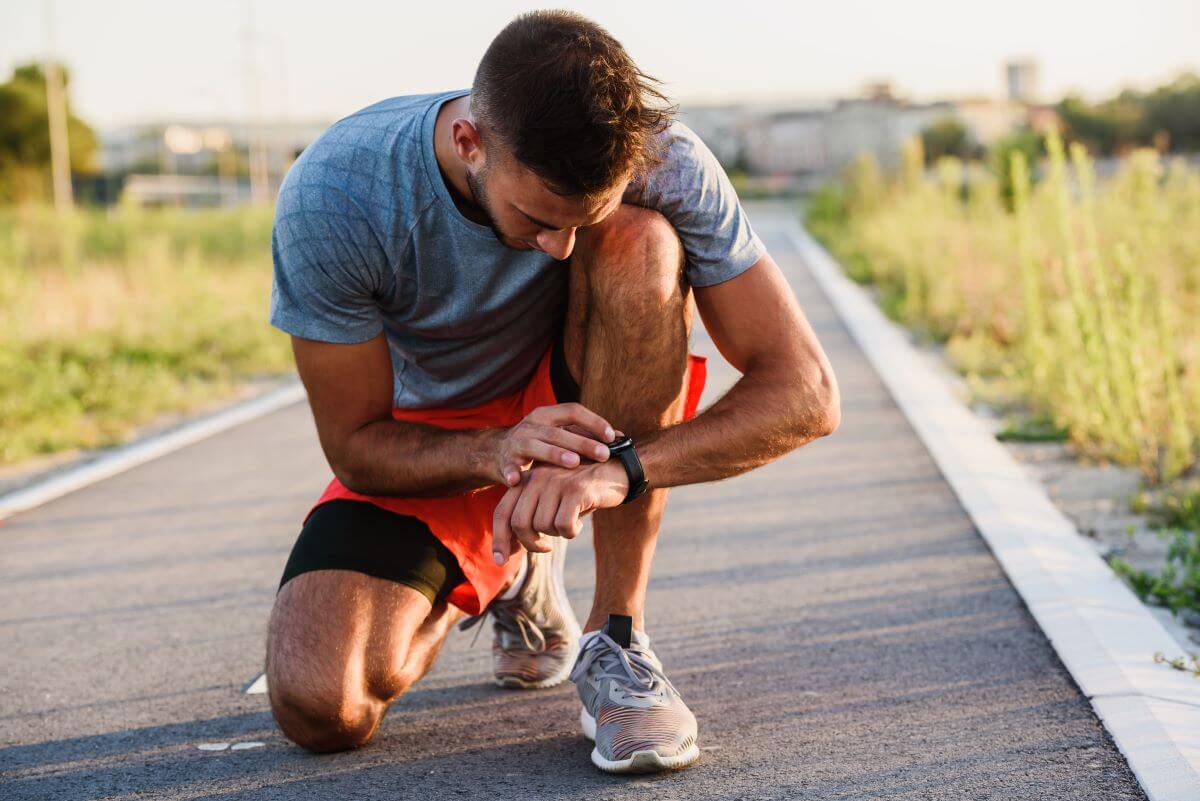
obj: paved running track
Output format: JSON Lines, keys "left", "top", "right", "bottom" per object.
{"left": 0, "top": 209, "right": 1146, "bottom": 800}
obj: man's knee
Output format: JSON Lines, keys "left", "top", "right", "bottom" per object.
{"left": 265, "top": 574, "right": 422, "bottom": 753}
{"left": 575, "top": 204, "right": 686, "bottom": 309}
{"left": 269, "top": 680, "right": 380, "bottom": 753}
{"left": 267, "top": 664, "right": 415, "bottom": 753}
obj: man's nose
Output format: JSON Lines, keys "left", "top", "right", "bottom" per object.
{"left": 537, "top": 228, "right": 576, "bottom": 261}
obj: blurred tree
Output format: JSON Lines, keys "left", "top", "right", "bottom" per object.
{"left": 1057, "top": 72, "right": 1200, "bottom": 155}
{"left": 920, "top": 117, "right": 978, "bottom": 164}
{"left": 1058, "top": 92, "right": 1142, "bottom": 154}
{"left": 0, "top": 62, "right": 97, "bottom": 204}
{"left": 989, "top": 125, "right": 1043, "bottom": 211}
{"left": 1142, "top": 73, "right": 1200, "bottom": 152}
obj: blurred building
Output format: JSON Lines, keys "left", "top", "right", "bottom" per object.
{"left": 823, "top": 94, "right": 953, "bottom": 169}
{"left": 949, "top": 97, "right": 1030, "bottom": 145}
{"left": 683, "top": 59, "right": 1058, "bottom": 186}
{"left": 1006, "top": 59, "right": 1040, "bottom": 103}
{"left": 686, "top": 86, "right": 953, "bottom": 179}
{"left": 99, "top": 120, "right": 327, "bottom": 207}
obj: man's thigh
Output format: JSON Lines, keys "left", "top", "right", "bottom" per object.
{"left": 267, "top": 569, "right": 430, "bottom": 704}
{"left": 265, "top": 501, "right": 464, "bottom": 750}
{"left": 564, "top": 203, "right": 689, "bottom": 385}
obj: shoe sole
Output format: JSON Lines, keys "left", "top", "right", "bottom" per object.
{"left": 579, "top": 707, "right": 701, "bottom": 774}
{"left": 495, "top": 536, "right": 581, "bottom": 690}
{"left": 494, "top": 653, "right": 575, "bottom": 689}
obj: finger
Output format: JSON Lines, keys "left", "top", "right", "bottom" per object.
{"left": 516, "top": 526, "right": 552, "bottom": 554}
{"left": 562, "top": 423, "right": 594, "bottom": 439}
{"left": 533, "top": 403, "right": 614, "bottom": 443}
{"left": 561, "top": 423, "right": 615, "bottom": 457}
{"left": 492, "top": 485, "right": 522, "bottom": 564}
{"left": 502, "top": 463, "right": 523, "bottom": 486}
{"left": 511, "top": 479, "right": 551, "bottom": 553}
{"left": 554, "top": 491, "right": 583, "bottom": 539}
{"left": 519, "top": 425, "right": 610, "bottom": 464}
{"left": 532, "top": 489, "right": 560, "bottom": 537}
{"left": 515, "top": 434, "right": 582, "bottom": 468}
{"left": 542, "top": 426, "right": 612, "bottom": 462}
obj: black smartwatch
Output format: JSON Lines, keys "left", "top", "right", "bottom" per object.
{"left": 607, "top": 435, "right": 649, "bottom": 505}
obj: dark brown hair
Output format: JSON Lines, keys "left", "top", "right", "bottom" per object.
{"left": 470, "top": 9, "right": 678, "bottom": 204}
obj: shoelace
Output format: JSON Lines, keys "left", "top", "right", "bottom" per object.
{"left": 457, "top": 596, "right": 549, "bottom": 652}
{"left": 568, "top": 631, "right": 679, "bottom": 700}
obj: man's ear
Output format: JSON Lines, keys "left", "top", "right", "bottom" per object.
{"left": 451, "top": 117, "right": 485, "bottom": 166}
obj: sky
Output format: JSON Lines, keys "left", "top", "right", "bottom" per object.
{"left": 2, "top": 0, "right": 1198, "bottom": 128}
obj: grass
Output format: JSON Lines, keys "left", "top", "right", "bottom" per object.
{"left": 807, "top": 132, "right": 1199, "bottom": 483}
{"left": 806, "top": 130, "right": 1200, "bottom": 614}
{"left": 1114, "top": 482, "right": 1200, "bottom": 616}
{"left": 0, "top": 204, "right": 293, "bottom": 465}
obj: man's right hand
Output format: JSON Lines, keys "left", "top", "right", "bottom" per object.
{"left": 493, "top": 403, "right": 617, "bottom": 487}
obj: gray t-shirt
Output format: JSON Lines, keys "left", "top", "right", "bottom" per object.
{"left": 270, "top": 88, "right": 765, "bottom": 409}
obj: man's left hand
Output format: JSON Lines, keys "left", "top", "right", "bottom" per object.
{"left": 491, "top": 459, "right": 629, "bottom": 563}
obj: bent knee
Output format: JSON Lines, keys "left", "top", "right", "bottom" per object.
{"left": 577, "top": 204, "right": 685, "bottom": 306}
{"left": 580, "top": 205, "right": 682, "bottom": 265}
{"left": 269, "top": 682, "right": 386, "bottom": 753}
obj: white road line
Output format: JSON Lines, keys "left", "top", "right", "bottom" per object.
{"left": 0, "top": 381, "right": 306, "bottom": 522}
{"left": 789, "top": 224, "right": 1200, "bottom": 801}
{"left": 244, "top": 673, "right": 268, "bottom": 695}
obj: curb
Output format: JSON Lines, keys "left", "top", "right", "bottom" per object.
{"left": 0, "top": 381, "right": 307, "bottom": 522}
{"left": 789, "top": 226, "right": 1200, "bottom": 801}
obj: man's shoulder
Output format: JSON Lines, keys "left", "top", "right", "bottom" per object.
{"left": 277, "top": 89, "right": 464, "bottom": 231}
{"left": 650, "top": 120, "right": 713, "bottom": 175}
{"left": 624, "top": 119, "right": 718, "bottom": 202}
{"left": 294, "top": 90, "right": 446, "bottom": 173}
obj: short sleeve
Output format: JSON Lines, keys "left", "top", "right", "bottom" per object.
{"left": 269, "top": 159, "right": 387, "bottom": 344}
{"left": 624, "top": 120, "right": 766, "bottom": 288}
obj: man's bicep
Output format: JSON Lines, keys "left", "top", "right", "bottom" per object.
{"left": 291, "top": 333, "right": 395, "bottom": 471}
{"left": 693, "top": 252, "right": 822, "bottom": 375}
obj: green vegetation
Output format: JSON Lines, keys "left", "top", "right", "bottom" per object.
{"left": 1114, "top": 529, "right": 1200, "bottom": 616}
{"left": 808, "top": 133, "right": 1199, "bottom": 482}
{"left": 807, "top": 129, "right": 1200, "bottom": 614}
{"left": 0, "top": 206, "right": 292, "bottom": 464}
{"left": 1059, "top": 72, "right": 1200, "bottom": 155}
{"left": 0, "top": 63, "right": 97, "bottom": 205}
{"left": 1115, "top": 483, "right": 1200, "bottom": 616}
{"left": 919, "top": 117, "right": 980, "bottom": 164}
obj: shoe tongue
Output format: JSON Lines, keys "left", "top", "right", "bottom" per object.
{"left": 604, "top": 614, "right": 633, "bottom": 649}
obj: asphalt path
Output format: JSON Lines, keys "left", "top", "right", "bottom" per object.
{"left": 0, "top": 211, "right": 1145, "bottom": 800}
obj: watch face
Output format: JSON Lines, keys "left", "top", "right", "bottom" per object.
{"left": 608, "top": 435, "right": 633, "bottom": 451}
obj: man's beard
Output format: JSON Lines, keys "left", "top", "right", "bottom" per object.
{"left": 464, "top": 165, "right": 511, "bottom": 246}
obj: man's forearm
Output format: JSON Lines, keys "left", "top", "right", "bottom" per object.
{"left": 335, "top": 419, "right": 503, "bottom": 498}
{"left": 637, "top": 360, "right": 839, "bottom": 490}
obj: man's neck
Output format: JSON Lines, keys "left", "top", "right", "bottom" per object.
{"left": 432, "top": 94, "right": 489, "bottom": 225}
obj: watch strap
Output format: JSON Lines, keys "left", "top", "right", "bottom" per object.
{"left": 608, "top": 435, "right": 649, "bottom": 505}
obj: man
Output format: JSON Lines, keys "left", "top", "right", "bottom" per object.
{"left": 266, "top": 9, "right": 839, "bottom": 775}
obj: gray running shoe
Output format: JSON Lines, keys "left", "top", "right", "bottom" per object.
{"left": 458, "top": 537, "right": 581, "bottom": 689}
{"left": 570, "top": 615, "right": 700, "bottom": 773}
